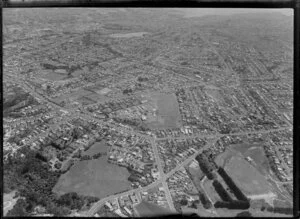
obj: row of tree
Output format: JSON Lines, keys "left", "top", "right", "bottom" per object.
{"left": 266, "top": 206, "right": 293, "bottom": 215}
{"left": 212, "top": 180, "right": 233, "bottom": 202}
{"left": 195, "top": 153, "right": 218, "bottom": 180}
{"left": 217, "top": 167, "right": 248, "bottom": 201}
{"left": 214, "top": 200, "right": 250, "bottom": 210}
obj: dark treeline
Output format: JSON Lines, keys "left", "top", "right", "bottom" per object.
{"left": 267, "top": 206, "right": 294, "bottom": 215}
{"left": 214, "top": 200, "right": 250, "bottom": 210}
{"left": 212, "top": 180, "right": 233, "bottom": 202}
{"left": 195, "top": 153, "right": 217, "bottom": 180}
{"left": 217, "top": 167, "right": 248, "bottom": 201}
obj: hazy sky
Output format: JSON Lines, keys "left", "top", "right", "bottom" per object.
{"left": 177, "top": 8, "right": 293, "bottom": 17}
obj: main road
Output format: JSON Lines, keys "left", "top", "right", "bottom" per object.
{"left": 150, "top": 138, "right": 176, "bottom": 211}
{"left": 157, "top": 126, "right": 290, "bottom": 141}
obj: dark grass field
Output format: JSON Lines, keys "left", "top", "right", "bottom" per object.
{"left": 134, "top": 200, "right": 173, "bottom": 217}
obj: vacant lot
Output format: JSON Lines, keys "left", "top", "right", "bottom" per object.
{"left": 83, "top": 140, "right": 108, "bottom": 156}
{"left": 186, "top": 163, "right": 205, "bottom": 192}
{"left": 40, "top": 70, "right": 67, "bottom": 81}
{"left": 224, "top": 156, "right": 274, "bottom": 196}
{"left": 53, "top": 157, "right": 131, "bottom": 199}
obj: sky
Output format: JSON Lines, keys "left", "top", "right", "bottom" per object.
{"left": 176, "top": 8, "right": 293, "bottom": 18}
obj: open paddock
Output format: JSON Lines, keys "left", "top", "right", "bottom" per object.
{"left": 53, "top": 157, "right": 131, "bottom": 199}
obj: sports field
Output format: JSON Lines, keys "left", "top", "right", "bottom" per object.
{"left": 224, "top": 156, "right": 274, "bottom": 196}
{"left": 146, "top": 92, "right": 181, "bottom": 129}
{"left": 53, "top": 157, "right": 131, "bottom": 199}
{"left": 231, "top": 143, "right": 271, "bottom": 176}
{"left": 216, "top": 143, "right": 271, "bottom": 176}
{"left": 214, "top": 149, "right": 233, "bottom": 168}
{"left": 243, "top": 146, "right": 271, "bottom": 176}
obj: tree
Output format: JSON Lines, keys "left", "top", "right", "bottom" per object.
{"left": 123, "top": 88, "right": 133, "bottom": 95}
{"left": 214, "top": 200, "right": 250, "bottom": 210}
{"left": 86, "top": 196, "right": 99, "bottom": 206}
{"left": 180, "top": 199, "right": 188, "bottom": 206}
{"left": 195, "top": 153, "right": 217, "bottom": 180}
{"left": 236, "top": 211, "right": 253, "bottom": 217}
{"left": 7, "top": 199, "right": 29, "bottom": 216}
{"left": 191, "top": 200, "right": 200, "bottom": 209}
{"left": 47, "top": 203, "right": 71, "bottom": 216}
{"left": 56, "top": 192, "right": 85, "bottom": 210}
{"left": 92, "top": 153, "right": 102, "bottom": 159}
{"left": 199, "top": 193, "right": 212, "bottom": 209}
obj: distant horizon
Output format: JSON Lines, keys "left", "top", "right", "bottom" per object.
{"left": 172, "top": 8, "right": 293, "bottom": 18}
